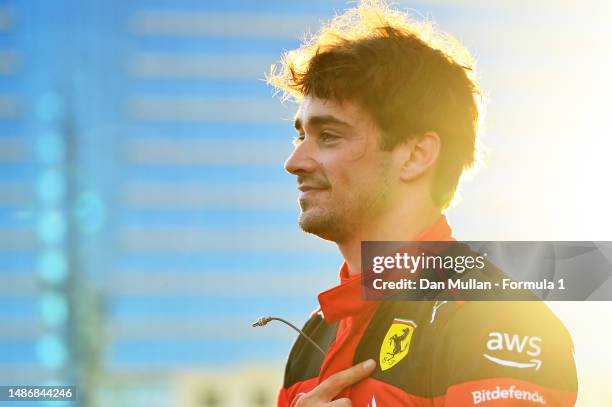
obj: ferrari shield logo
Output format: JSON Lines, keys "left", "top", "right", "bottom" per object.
{"left": 379, "top": 318, "right": 417, "bottom": 371}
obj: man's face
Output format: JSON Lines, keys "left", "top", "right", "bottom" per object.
{"left": 285, "top": 96, "right": 396, "bottom": 243}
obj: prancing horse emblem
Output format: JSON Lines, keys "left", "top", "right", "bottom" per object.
{"left": 379, "top": 318, "right": 417, "bottom": 371}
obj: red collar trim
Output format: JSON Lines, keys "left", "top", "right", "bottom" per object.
{"left": 317, "top": 215, "right": 454, "bottom": 323}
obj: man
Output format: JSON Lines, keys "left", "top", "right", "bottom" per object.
{"left": 268, "top": 1, "right": 577, "bottom": 405}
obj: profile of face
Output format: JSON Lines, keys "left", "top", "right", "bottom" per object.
{"left": 285, "top": 96, "right": 398, "bottom": 243}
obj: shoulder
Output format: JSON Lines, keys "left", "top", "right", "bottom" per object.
{"left": 430, "top": 300, "right": 577, "bottom": 401}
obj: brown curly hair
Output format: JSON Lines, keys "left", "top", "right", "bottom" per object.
{"left": 268, "top": 0, "right": 483, "bottom": 209}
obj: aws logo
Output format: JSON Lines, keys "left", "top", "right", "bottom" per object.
{"left": 483, "top": 332, "right": 543, "bottom": 370}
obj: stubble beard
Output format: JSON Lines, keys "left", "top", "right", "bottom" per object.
{"left": 298, "top": 193, "right": 349, "bottom": 242}
{"left": 298, "top": 164, "right": 393, "bottom": 243}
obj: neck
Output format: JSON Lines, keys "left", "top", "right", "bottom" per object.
{"left": 338, "top": 201, "right": 441, "bottom": 276}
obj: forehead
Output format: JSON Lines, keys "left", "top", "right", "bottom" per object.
{"left": 294, "top": 96, "right": 376, "bottom": 131}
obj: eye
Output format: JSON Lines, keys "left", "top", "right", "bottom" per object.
{"left": 320, "top": 131, "right": 340, "bottom": 143}
{"left": 292, "top": 133, "right": 305, "bottom": 146}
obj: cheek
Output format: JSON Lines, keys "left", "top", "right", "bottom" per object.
{"left": 318, "top": 137, "right": 385, "bottom": 194}
{"left": 325, "top": 165, "right": 361, "bottom": 201}
{"left": 344, "top": 137, "right": 370, "bottom": 162}
{"left": 319, "top": 139, "right": 371, "bottom": 176}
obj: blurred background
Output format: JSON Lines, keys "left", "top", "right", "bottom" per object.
{"left": 0, "top": 0, "right": 610, "bottom": 406}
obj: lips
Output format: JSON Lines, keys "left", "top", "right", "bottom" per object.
{"left": 297, "top": 185, "right": 329, "bottom": 203}
{"left": 298, "top": 185, "right": 329, "bottom": 192}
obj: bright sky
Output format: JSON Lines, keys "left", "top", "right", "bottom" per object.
{"left": 432, "top": 1, "right": 612, "bottom": 404}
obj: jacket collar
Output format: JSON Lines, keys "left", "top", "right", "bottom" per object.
{"left": 317, "top": 215, "right": 454, "bottom": 323}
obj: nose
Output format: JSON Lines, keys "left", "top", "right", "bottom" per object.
{"left": 284, "top": 139, "right": 318, "bottom": 175}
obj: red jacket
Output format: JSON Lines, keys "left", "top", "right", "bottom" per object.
{"left": 277, "top": 216, "right": 577, "bottom": 406}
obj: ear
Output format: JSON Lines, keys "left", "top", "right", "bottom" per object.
{"left": 396, "top": 131, "right": 441, "bottom": 182}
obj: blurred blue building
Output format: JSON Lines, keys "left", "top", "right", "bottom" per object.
{"left": 0, "top": 1, "right": 351, "bottom": 405}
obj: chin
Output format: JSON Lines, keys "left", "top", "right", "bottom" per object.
{"left": 298, "top": 209, "right": 342, "bottom": 242}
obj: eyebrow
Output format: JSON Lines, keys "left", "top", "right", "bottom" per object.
{"left": 293, "top": 115, "right": 353, "bottom": 131}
